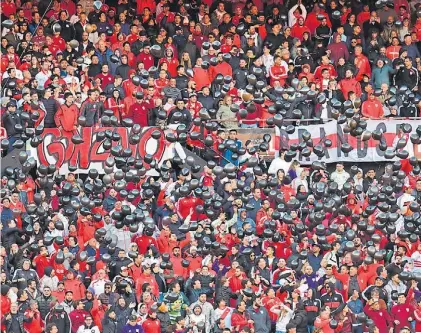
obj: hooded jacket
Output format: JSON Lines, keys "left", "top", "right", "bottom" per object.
{"left": 320, "top": 282, "right": 344, "bottom": 311}
{"left": 289, "top": 303, "right": 308, "bottom": 333}
{"left": 46, "top": 310, "right": 71, "bottom": 333}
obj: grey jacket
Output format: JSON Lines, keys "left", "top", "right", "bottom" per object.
{"left": 247, "top": 306, "right": 271, "bottom": 333}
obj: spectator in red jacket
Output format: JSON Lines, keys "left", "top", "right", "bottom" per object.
{"left": 361, "top": 93, "right": 384, "bottom": 119}
{"left": 23, "top": 301, "right": 44, "bottom": 333}
{"left": 95, "top": 64, "right": 115, "bottom": 90}
{"left": 339, "top": 69, "right": 362, "bottom": 99}
{"left": 127, "top": 93, "right": 151, "bottom": 126}
{"left": 354, "top": 44, "right": 371, "bottom": 81}
{"left": 269, "top": 55, "right": 288, "bottom": 86}
{"left": 291, "top": 17, "right": 311, "bottom": 40}
{"left": 142, "top": 311, "right": 161, "bottom": 333}
{"left": 231, "top": 301, "right": 254, "bottom": 332}
{"left": 54, "top": 92, "right": 78, "bottom": 135}
{"left": 391, "top": 284, "right": 415, "bottom": 332}
{"left": 69, "top": 300, "right": 89, "bottom": 333}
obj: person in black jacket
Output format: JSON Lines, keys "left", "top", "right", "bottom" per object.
{"left": 320, "top": 281, "right": 344, "bottom": 311}
{"left": 56, "top": 10, "right": 76, "bottom": 42}
{"left": 167, "top": 99, "right": 192, "bottom": 127}
{"left": 1, "top": 102, "right": 23, "bottom": 151}
{"left": 45, "top": 304, "right": 71, "bottom": 333}
{"left": 3, "top": 302, "right": 29, "bottom": 333}
{"left": 233, "top": 58, "right": 249, "bottom": 90}
{"left": 37, "top": 286, "right": 57, "bottom": 320}
{"left": 114, "top": 55, "right": 130, "bottom": 81}
{"left": 175, "top": 66, "right": 189, "bottom": 90}
{"left": 289, "top": 302, "right": 308, "bottom": 333}
{"left": 394, "top": 57, "right": 419, "bottom": 91}
{"left": 102, "top": 309, "right": 118, "bottom": 333}
{"left": 40, "top": 87, "right": 59, "bottom": 128}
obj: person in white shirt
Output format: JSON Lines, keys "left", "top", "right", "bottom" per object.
{"left": 292, "top": 168, "right": 309, "bottom": 192}
{"left": 89, "top": 269, "right": 111, "bottom": 295}
{"left": 76, "top": 316, "right": 100, "bottom": 333}
{"left": 288, "top": 0, "right": 308, "bottom": 27}
{"left": 411, "top": 243, "right": 421, "bottom": 272}
{"left": 268, "top": 151, "right": 292, "bottom": 175}
{"left": 330, "top": 163, "right": 350, "bottom": 190}
{"left": 397, "top": 185, "right": 415, "bottom": 212}
{"left": 271, "top": 302, "right": 294, "bottom": 333}
{"left": 35, "top": 61, "right": 52, "bottom": 89}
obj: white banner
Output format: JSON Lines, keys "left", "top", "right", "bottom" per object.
{"left": 277, "top": 119, "right": 421, "bottom": 165}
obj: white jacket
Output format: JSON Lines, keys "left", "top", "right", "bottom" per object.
{"left": 268, "top": 157, "right": 292, "bottom": 175}
{"left": 76, "top": 325, "right": 100, "bottom": 333}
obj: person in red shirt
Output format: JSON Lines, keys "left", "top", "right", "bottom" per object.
{"left": 24, "top": 301, "right": 45, "bottom": 333}
{"left": 51, "top": 31, "right": 66, "bottom": 52}
{"left": 361, "top": 93, "right": 384, "bottom": 119}
{"left": 158, "top": 48, "right": 179, "bottom": 77}
{"left": 231, "top": 301, "right": 254, "bottom": 332}
{"left": 313, "top": 55, "right": 337, "bottom": 81}
{"left": 291, "top": 17, "right": 311, "bottom": 40}
{"left": 185, "top": 93, "right": 203, "bottom": 118}
{"left": 95, "top": 64, "right": 115, "bottom": 90}
{"left": 339, "top": 69, "right": 362, "bottom": 99}
{"left": 154, "top": 68, "right": 169, "bottom": 92}
{"left": 391, "top": 285, "right": 415, "bottom": 332}
{"left": 142, "top": 311, "right": 161, "bottom": 333}
{"left": 136, "top": 44, "right": 155, "bottom": 70}
{"left": 269, "top": 55, "right": 288, "bottom": 86}
{"left": 156, "top": 4, "right": 175, "bottom": 25}
{"left": 69, "top": 301, "right": 90, "bottom": 333}
{"left": 354, "top": 44, "right": 371, "bottom": 81}
{"left": 126, "top": 24, "right": 140, "bottom": 45}
{"left": 63, "top": 271, "right": 87, "bottom": 301}
{"left": 357, "top": 4, "right": 371, "bottom": 26}
{"left": 305, "top": 3, "right": 331, "bottom": 35}
{"left": 127, "top": 93, "right": 150, "bottom": 126}
{"left": 1, "top": 0, "right": 16, "bottom": 17}
{"left": 193, "top": 58, "right": 211, "bottom": 91}
{"left": 54, "top": 92, "right": 78, "bottom": 135}
{"left": 135, "top": 265, "right": 160, "bottom": 300}
{"left": 52, "top": 282, "right": 66, "bottom": 302}
{"left": 32, "top": 246, "right": 50, "bottom": 279}
{"left": 209, "top": 53, "right": 233, "bottom": 82}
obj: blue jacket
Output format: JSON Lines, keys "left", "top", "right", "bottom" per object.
{"left": 247, "top": 197, "right": 262, "bottom": 221}
{"left": 371, "top": 64, "right": 394, "bottom": 89}
{"left": 95, "top": 47, "right": 113, "bottom": 66}
{"left": 103, "top": 196, "right": 117, "bottom": 212}
{"left": 236, "top": 217, "right": 256, "bottom": 232}
{"left": 1, "top": 208, "right": 13, "bottom": 227}
{"left": 222, "top": 139, "right": 242, "bottom": 166}
{"left": 347, "top": 299, "right": 364, "bottom": 314}
{"left": 402, "top": 44, "right": 421, "bottom": 62}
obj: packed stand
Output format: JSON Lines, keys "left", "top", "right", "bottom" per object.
{"left": 3, "top": 0, "right": 421, "bottom": 333}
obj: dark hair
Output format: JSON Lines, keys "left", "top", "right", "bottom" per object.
{"left": 45, "top": 323, "right": 58, "bottom": 333}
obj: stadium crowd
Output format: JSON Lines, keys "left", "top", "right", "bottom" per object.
{"left": 3, "top": 0, "right": 421, "bottom": 333}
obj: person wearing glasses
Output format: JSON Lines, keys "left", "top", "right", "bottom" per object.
{"left": 76, "top": 315, "right": 100, "bottom": 333}
{"left": 320, "top": 282, "right": 343, "bottom": 312}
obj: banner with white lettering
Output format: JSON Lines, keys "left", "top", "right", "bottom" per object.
{"left": 276, "top": 119, "right": 421, "bottom": 164}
